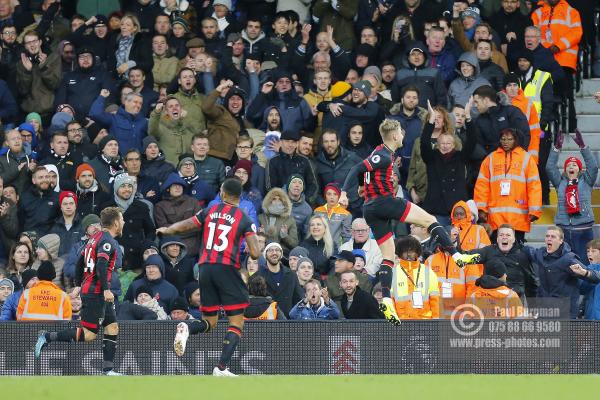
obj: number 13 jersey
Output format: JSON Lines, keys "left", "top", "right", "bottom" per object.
{"left": 192, "top": 202, "right": 257, "bottom": 269}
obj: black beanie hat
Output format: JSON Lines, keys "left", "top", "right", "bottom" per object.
{"left": 135, "top": 284, "right": 154, "bottom": 299}
{"left": 169, "top": 296, "right": 190, "bottom": 313}
{"left": 21, "top": 269, "right": 38, "bottom": 288}
{"left": 484, "top": 259, "right": 507, "bottom": 279}
{"left": 518, "top": 49, "right": 534, "bottom": 64}
{"left": 504, "top": 72, "right": 521, "bottom": 87}
{"left": 98, "top": 134, "right": 118, "bottom": 153}
{"left": 37, "top": 261, "right": 56, "bottom": 282}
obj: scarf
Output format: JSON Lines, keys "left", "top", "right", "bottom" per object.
{"left": 101, "top": 154, "right": 124, "bottom": 180}
{"left": 135, "top": 298, "right": 168, "bottom": 320}
{"left": 267, "top": 202, "right": 285, "bottom": 216}
{"left": 49, "top": 148, "right": 69, "bottom": 160}
{"left": 565, "top": 179, "right": 580, "bottom": 215}
{"left": 114, "top": 190, "right": 135, "bottom": 212}
{"left": 115, "top": 34, "right": 134, "bottom": 71}
{"left": 181, "top": 172, "right": 199, "bottom": 185}
{"left": 76, "top": 179, "right": 99, "bottom": 195}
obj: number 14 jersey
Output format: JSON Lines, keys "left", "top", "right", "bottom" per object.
{"left": 192, "top": 202, "right": 257, "bottom": 269}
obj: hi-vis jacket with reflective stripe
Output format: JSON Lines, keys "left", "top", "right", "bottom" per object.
{"left": 392, "top": 259, "right": 440, "bottom": 319}
{"left": 424, "top": 251, "right": 480, "bottom": 317}
{"left": 532, "top": 0, "right": 582, "bottom": 70}
{"left": 16, "top": 281, "right": 72, "bottom": 321}
{"left": 467, "top": 284, "right": 524, "bottom": 319}
{"left": 474, "top": 146, "right": 542, "bottom": 232}
{"left": 245, "top": 302, "right": 278, "bottom": 320}
{"left": 507, "top": 88, "right": 542, "bottom": 163}
{"left": 522, "top": 69, "right": 552, "bottom": 124}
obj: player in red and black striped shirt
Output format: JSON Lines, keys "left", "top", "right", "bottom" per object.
{"left": 157, "top": 178, "right": 261, "bottom": 376}
{"left": 34, "top": 207, "right": 124, "bottom": 375}
{"left": 341, "top": 118, "right": 480, "bottom": 325}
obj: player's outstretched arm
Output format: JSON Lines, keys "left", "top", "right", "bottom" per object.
{"left": 340, "top": 160, "right": 369, "bottom": 207}
{"left": 156, "top": 217, "right": 201, "bottom": 236}
{"left": 246, "top": 234, "right": 261, "bottom": 260}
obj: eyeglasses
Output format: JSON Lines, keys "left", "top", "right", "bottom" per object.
{"left": 2, "top": 31, "right": 16, "bottom": 36}
{"left": 24, "top": 39, "right": 40, "bottom": 46}
{"left": 352, "top": 229, "right": 369, "bottom": 233}
{"left": 236, "top": 145, "right": 252, "bottom": 150}
{"left": 67, "top": 128, "right": 83, "bottom": 133}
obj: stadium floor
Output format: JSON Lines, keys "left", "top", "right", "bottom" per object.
{"left": 1, "top": 375, "right": 597, "bottom": 399}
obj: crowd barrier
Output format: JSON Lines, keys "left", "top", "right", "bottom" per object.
{"left": 0, "top": 320, "right": 598, "bottom": 375}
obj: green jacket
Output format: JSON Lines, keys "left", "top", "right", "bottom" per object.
{"left": 149, "top": 110, "right": 198, "bottom": 166}
{"left": 313, "top": 0, "right": 358, "bottom": 50}
{"left": 173, "top": 89, "right": 207, "bottom": 133}
{"left": 16, "top": 52, "right": 61, "bottom": 116}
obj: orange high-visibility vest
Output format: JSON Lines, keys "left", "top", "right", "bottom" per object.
{"left": 391, "top": 259, "right": 440, "bottom": 320}
{"left": 474, "top": 147, "right": 542, "bottom": 232}
{"left": 467, "top": 284, "right": 524, "bottom": 319}
{"left": 16, "top": 281, "right": 72, "bottom": 321}
{"left": 507, "top": 89, "right": 542, "bottom": 163}
{"left": 532, "top": 0, "right": 582, "bottom": 70}
{"left": 245, "top": 302, "right": 278, "bottom": 320}
{"left": 424, "top": 252, "right": 480, "bottom": 317}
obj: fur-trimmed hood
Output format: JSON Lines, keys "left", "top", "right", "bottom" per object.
{"left": 262, "top": 187, "right": 292, "bottom": 218}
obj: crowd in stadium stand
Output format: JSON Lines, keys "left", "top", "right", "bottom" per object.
{"left": 2, "top": 0, "right": 600, "bottom": 323}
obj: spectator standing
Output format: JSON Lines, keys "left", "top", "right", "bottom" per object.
{"left": 189, "top": 135, "right": 226, "bottom": 196}
{"left": 0, "top": 129, "right": 35, "bottom": 195}
{"left": 49, "top": 191, "right": 82, "bottom": 257}
{"left": 141, "top": 137, "right": 176, "bottom": 187}
{"left": 88, "top": 135, "right": 124, "bottom": 193}
{"left": 18, "top": 166, "right": 59, "bottom": 236}
{"left": 74, "top": 164, "right": 111, "bottom": 220}
{"left": 313, "top": 183, "right": 352, "bottom": 247}
{"left": 546, "top": 131, "right": 597, "bottom": 263}
{"left": 0, "top": 269, "right": 37, "bottom": 321}
{"left": 257, "top": 242, "right": 304, "bottom": 318}
{"left": 475, "top": 128, "right": 541, "bottom": 242}
{"left": 448, "top": 52, "right": 490, "bottom": 110}
{"left": 106, "top": 13, "right": 153, "bottom": 79}
{"left": 286, "top": 174, "right": 312, "bottom": 239}
{"left": 582, "top": 240, "right": 600, "bottom": 320}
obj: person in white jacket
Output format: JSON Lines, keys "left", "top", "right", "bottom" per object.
{"left": 339, "top": 218, "right": 383, "bottom": 278}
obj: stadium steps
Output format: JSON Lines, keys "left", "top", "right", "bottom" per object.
{"left": 525, "top": 78, "right": 600, "bottom": 247}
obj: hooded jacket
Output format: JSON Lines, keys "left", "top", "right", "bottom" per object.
{"left": 244, "top": 296, "right": 286, "bottom": 320}
{"left": 154, "top": 174, "right": 203, "bottom": 256}
{"left": 450, "top": 200, "right": 491, "bottom": 252}
{"left": 265, "top": 148, "right": 319, "bottom": 205}
{"left": 286, "top": 175, "right": 312, "bottom": 239}
{"left": 201, "top": 89, "right": 245, "bottom": 160}
{"left": 467, "top": 275, "right": 523, "bottom": 318}
{"left": 247, "top": 87, "right": 314, "bottom": 134}
{"left": 391, "top": 42, "right": 447, "bottom": 108}
{"left": 258, "top": 188, "right": 299, "bottom": 254}
{"left": 142, "top": 152, "right": 176, "bottom": 187}
{"left": 479, "top": 59, "right": 505, "bottom": 91}
{"left": 159, "top": 235, "right": 195, "bottom": 294}
{"left": 125, "top": 255, "right": 179, "bottom": 309}
{"left": 448, "top": 52, "right": 491, "bottom": 109}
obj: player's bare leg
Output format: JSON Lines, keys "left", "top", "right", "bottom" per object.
{"left": 174, "top": 315, "right": 218, "bottom": 357}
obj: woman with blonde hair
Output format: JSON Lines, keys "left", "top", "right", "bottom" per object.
{"left": 380, "top": 15, "right": 415, "bottom": 68}
{"left": 300, "top": 215, "right": 335, "bottom": 279}
{"left": 107, "top": 13, "right": 153, "bottom": 79}
{"left": 407, "top": 104, "right": 458, "bottom": 206}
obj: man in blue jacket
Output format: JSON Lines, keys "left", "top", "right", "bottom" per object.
{"left": 88, "top": 89, "right": 148, "bottom": 153}
{"left": 525, "top": 226, "right": 600, "bottom": 318}
{"left": 0, "top": 269, "right": 37, "bottom": 321}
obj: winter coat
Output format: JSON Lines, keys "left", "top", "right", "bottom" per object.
{"left": 475, "top": 104, "right": 531, "bottom": 154}
{"left": 300, "top": 236, "right": 334, "bottom": 276}
{"left": 340, "top": 286, "right": 384, "bottom": 319}
{"left": 148, "top": 112, "right": 197, "bottom": 167}
{"left": 315, "top": 147, "right": 363, "bottom": 212}
{"left": 448, "top": 52, "right": 491, "bottom": 109}
{"left": 427, "top": 46, "right": 458, "bottom": 85}
{"left": 312, "top": 0, "right": 358, "bottom": 50}
{"left": 0, "top": 290, "right": 21, "bottom": 321}
{"left": 125, "top": 257, "right": 179, "bottom": 310}
{"left": 67, "top": 23, "right": 110, "bottom": 62}
{"left": 49, "top": 216, "right": 83, "bottom": 257}
{"left": 420, "top": 121, "right": 475, "bottom": 216}
{"left": 104, "top": 198, "right": 155, "bottom": 270}
{"left": 452, "top": 18, "right": 509, "bottom": 72}
{"left": 319, "top": 100, "right": 384, "bottom": 148}
{"left": 247, "top": 90, "right": 314, "bottom": 135}
{"left": 0, "top": 79, "right": 18, "bottom": 124}
{"left": 172, "top": 89, "right": 207, "bottom": 134}
{"left": 326, "top": 271, "right": 372, "bottom": 302}
{"left": 389, "top": 104, "right": 427, "bottom": 183}
{"left": 244, "top": 296, "right": 287, "bottom": 320}
{"left": 142, "top": 154, "right": 176, "bottom": 187}
{"left": 75, "top": 182, "right": 111, "bottom": 220}
{"left": 256, "top": 266, "right": 304, "bottom": 318}
{"left": 54, "top": 63, "right": 115, "bottom": 119}
{"left": 159, "top": 236, "right": 196, "bottom": 294}
{"left": 0, "top": 151, "right": 33, "bottom": 194}
{"left": 0, "top": 196, "right": 19, "bottom": 253}
{"left": 16, "top": 51, "right": 61, "bottom": 116}
{"left": 193, "top": 156, "right": 226, "bottom": 196}
{"left": 88, "top": 156, "right": 124, "bottom": 193}
{"left": 546, "top": 147, "right": 597, "bottom": 227}
{"left": 201, "top": 90, "right": 241, "bottom": 160}
{"left": 89, "top": 96, "right": 148, "bottom": 153}
{"left": 479, "top": 60, "right": 505, "bottom": 91}
{"left": 391, "top": 42, "right": 447, "bottom": 107}
{"left": 288, "top": 193, "right": 312, "bottom": 239}
{"left": 490, "top": 8, "right": 530, "bottom": 46}
{"left": 106, "top": 32, "right": 154, "bottom": 78}
{"left": 289, "top": 297, "right": 340, "bottom": 320}
{"left": 476, "top": 243, "right": 539, "bottom": 299}
{"left": 18, "top": 187, "right": 59, "bottom": 235}
{"left": 525, "top": 243, "right": 600, "bottom": 318}
{"left": 265, "top": 151, "right": 319, "bottom": 205}
{"left": 155, "top": 188, "right": 202, "bottom": 257}
{"left": 339, "top": 238, "right": 383, "bottom": 277}
{"left": 581, "top": 263, "right": 600, "bottom": 320}
{"left": 258, "top": 188, "right": 299, "bottom": 254}
{"left": 151, "top": 53, "right": 178, "bottom": 90}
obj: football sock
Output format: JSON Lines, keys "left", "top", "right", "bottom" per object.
{"left": 378, "top": 259, "right": 395, "bottom": 298}
{"left": 102, "top": 334, "right": 117, "bottom": 372}
{"left": 47, "top": 328, "right": 84, "bottom": 343}
{"left": 217, "top": 326, "right": 242, "bottom": 371}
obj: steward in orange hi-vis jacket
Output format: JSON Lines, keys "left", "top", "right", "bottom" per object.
{"left": 532, "top": 0, "right": 582, "bottom": 70}
{"left": 475, "top": 128, "right": 542, "bottom": 235}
